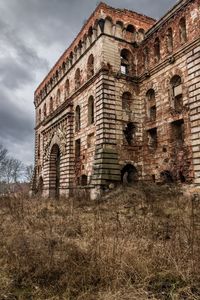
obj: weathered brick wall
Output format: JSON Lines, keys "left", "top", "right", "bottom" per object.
{"left": 32, "top": 0, "right": 200, "bottom": 198}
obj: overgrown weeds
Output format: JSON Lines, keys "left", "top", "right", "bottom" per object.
{"left": 0, "top": 184, "right": 200, "bottom": 299}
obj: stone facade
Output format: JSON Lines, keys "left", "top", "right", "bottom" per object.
{"left": 32, "top": 0, "right": 200, "bottom": 198}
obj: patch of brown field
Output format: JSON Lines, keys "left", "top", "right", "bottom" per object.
{"left": 0, "top": 183, "right": 200, "bottom": 299}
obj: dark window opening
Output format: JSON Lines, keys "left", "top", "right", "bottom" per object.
{"left": 43, "top": 103, "right": 47, "bottom": 118}
{"left": 120, "top": 49, "right": 133, "bottom": 75}
{"left": 123, "top": 122, "right": 136, "bottom": 146}
{"left": 171, "top": 119, "right": 184, "bottom": 145}
{"left": 148, "top": 128, "right": 157, "bottom": 150}
{"left": 152, "top": 175, "right": 156, "bottom": 182}
{"left": 75, "top": 105, "right": 81, "bottom": 132}
{"left": 81, "top": 175, "right": 87, "bottom": 186}
{"left": 75, "top": 139, "right": 81, "bottom": 159}
{"left": 179, "top": 171, "right": 186, "bottom": 183}
{"left": 126, "top": 24, "right": 135, "bottom": 33}
{"left": 150, "top": 105, "right": 156, "bottom": 121}
{"left": 160, "top": 171, "right": 174, "bottom": 184}
{"left": 50, "top": 97, "right": 53, "bottom": 113}
{"left": 122, "top": 92, "right": 132, "bottom": 110}
{"left": 121, "top": 164, "right": 138, "bottom": 184}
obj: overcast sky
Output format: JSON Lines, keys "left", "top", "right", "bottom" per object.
{"left": 0, "top": 0, "right": 176, "bottom": 165}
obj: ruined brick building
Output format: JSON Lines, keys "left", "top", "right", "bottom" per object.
{"left": 32, "top": 0, "right": 200, "bottom": 198}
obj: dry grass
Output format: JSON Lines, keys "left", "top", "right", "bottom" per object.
{"left": 0, "top": 183, "right": 200, "bottom": 299}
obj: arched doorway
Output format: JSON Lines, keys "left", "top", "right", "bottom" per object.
{"left": 49, "top": 144, "right": 60, "bottom": 198}
{"left": 121, "top": 164, "right": 138, "bottom": 185}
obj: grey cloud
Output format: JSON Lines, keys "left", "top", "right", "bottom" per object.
{"left": 0, "top": 0, "right": 176, "bottom": 165}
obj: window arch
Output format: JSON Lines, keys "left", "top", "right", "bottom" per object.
{"left": 43, "top": 103, "right": 47, "bottom": 118}
{"left": 126, "top": 24, "right": 135, "bottom": 33}
{"left": 65, "top": 79, "right": 70, "bottom": 98}
{"left": 88, "top": 96, "right": 94, "bottom": 125}
{"left": 50, "top": 97, "right": 53, "bottom": 113}
{"left": 170, "top": 75, "right": 183, "bottom": 112}
{"left": 75, "top": 68, "right": 81, "bottom": 89}
{"left": 75, "top": 105, "right": 81, "bottom": 132}
{"left": 154, "top": 38, "right": 160, "bottom": 62}
{"left": 122, "top": 92, "right": 132, "bottom": 110}
{"left": 166, "top": 28, "right": 173, "bottom": 53}
{"left": 87, "top": 54, "right": 94, "bottom": 79}
{"left": 179, "top": 17, "right": 187, "bottom": 43}
{"left": 146, "top": 89, "right": 156, "bottom": 121}
{"left": 143, "top": 46, "right": 149, "bottom": 69}
{"left": 138, "top": 28, "right": 145, "bottom": 42}
{"left": 57, "top": 89, "right": 61, "bottom": 105}
{"left": 38, "top": 134, "right": 41, "bottom": 158}
{"left": 38, "top": 109, "right": 41, "bottom": 123}
{"left": 120, "top": 48, "right": 133, "bottom": 75}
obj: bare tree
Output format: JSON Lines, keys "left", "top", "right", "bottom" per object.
{"left": 24, "top": 164, "right": 34, "bottom": 183}
{"left": 0, "top": 144, "right": 8, "bottom": 179}
{"left": 3, "top": 158, "right": 23, "bottom": 184}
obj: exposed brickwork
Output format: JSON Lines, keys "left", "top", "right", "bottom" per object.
{"left": 32, "top": 0, "right": 200, "bottom": 198}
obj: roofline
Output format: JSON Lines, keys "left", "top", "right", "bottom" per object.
{"left": 145, "top": 0, "right": 193, "bottom": 37}
{"left": 35, "top": 2, "right": 156, "bottom": 95}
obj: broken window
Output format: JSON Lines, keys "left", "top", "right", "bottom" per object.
{"left": 146, "top": 89, "right": 156, "bottom": 121}
{"left": 75, "top": 68, "right": 81, "bottom": 89}
{"left": 123, "top": 122, "right": 136, "bottom": 146}
{"left": 126, "top": 24, "right": 135, "bottom": 33}
{"left": 75, "top": 105, "right": 81, "bottom": 132}
{"left": 154, "top": 37, "right": 160, "bottom": 62}
{"left": 179, "top": 17, "right": 187, "bottom": 43}
{"left": 166, "top": 27, "right": 173, "bottom": 53}
{"left": 121, "top": 164, "right": 138, "bottom": 184}
{"left": 147, "top": 128, "right": 157, "bottom": 150}
{"left": 49, "top": 97, "right": 53, "bottom": 113}
{"left": 75, "top": 139, "right": 81, "bottom": 159}
{"left": 87, "top": 54, "right": 94, "bottom": 79}
{"left": 160, "top": 170, "right": 174, "bottom": 183}
{"left": 171, "top": 119, "right": 184, "bottom": 146}
{"left": 88, "top": 96, "right": 94, "bottom": 125}
{"left": 81, "top": 175, "right": 87, "bottom": 186}
{"left": 170, "top": 75, "right": 183, "bottom": 112}
{"left": 122, "top": 92, "right": 132, "bottom": 110}
{"left": 120, "top": 49, "right": 132, "bottom": 75}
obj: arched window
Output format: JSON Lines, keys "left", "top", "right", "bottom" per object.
{"left": 121, "top": 164, "right": 138, "bottom": 184}
{"left": 38, "top": 134, "right": 40, "bottom": 158}
{"left": 43, "top": 103, "right": 47, "bottom": 118}
{"left": 120, "top": 49, "right": 133, "bottom": 75}
{"left": 166, "top": 28, "right": 173, "bottom": 53}
{"left": 144, "top": 47, "right": 149, "bottom": 69}
{"left": 88, "top": 96, "right": 94, "bottom": 125}
{"left": 75, "top": 105, "right": 81, "bottom": 132}
{"left": 65, "top": 79, "right": 70, "bottom": 98}
{"left": 38, "top": 109, "right": 41, "bottom": 123}
{"left": 50, "top": 97, "right": 53, "bottom": 113}
{"left": 126, "top": 24, "right": 135, "bottom": 33}
{"left": 104, "top": 17, "right": 113, "bottom": 35}
{"left": 57, "top": 89, "right": 61, "bottom": 105}
{"left": 138, "top": 28, "right": 145, "bottom": 42}
{"left": 81, "top": 175, "right": 87, "bottom": 186}
{"left": 146, "top": 89, "right": 156, "bottom": 121}
{"left": 75, "top": 68, "right": 81, "bottom": 89}
{"left": 179, "top": 17, "right": 187, "bottom": 43}
{"left": 154, "top": 38, "right": 160, "bottom": 62}
{"left": 170, "top": 75, "right": 183, "bottom": 112}
{"left": 122, "top": 92, "right": 132, "bottom": 110}
{"left": 87, "top": 54, "right": 94, "bottom": 79}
